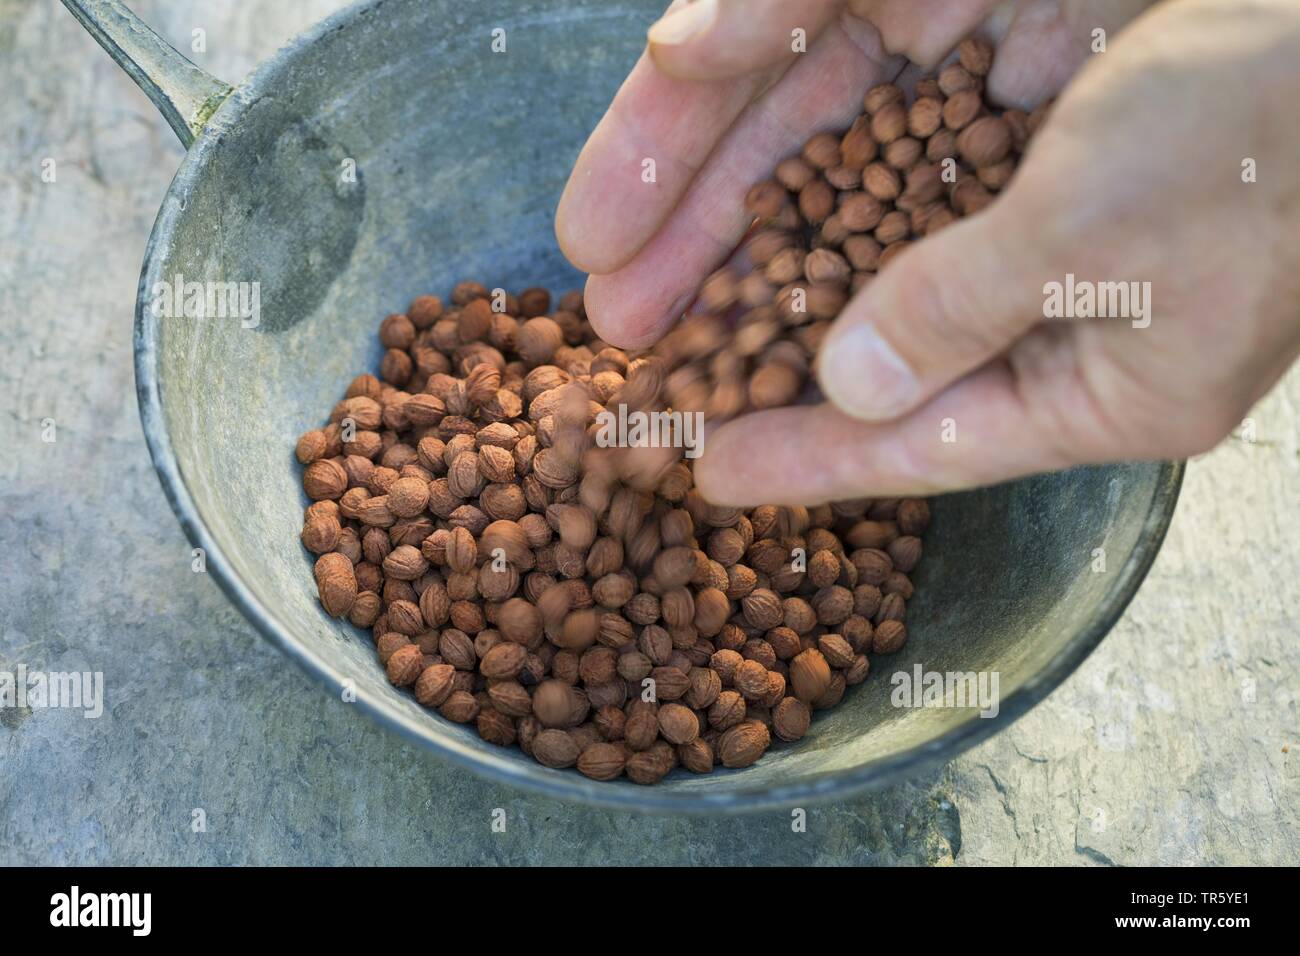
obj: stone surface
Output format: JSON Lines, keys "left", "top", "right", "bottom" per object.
{"left": 1, "top": 0, "right": 1295, "bottom": 865}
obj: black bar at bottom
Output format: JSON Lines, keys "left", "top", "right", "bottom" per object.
{"left": 0, "top": 865, "right": 1277, "bottom": 939}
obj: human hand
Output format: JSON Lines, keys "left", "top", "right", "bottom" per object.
{"left": 559, "top": 0, "right": 1141, "bottom": 333}
{"left": 558, "top": 0, "right": 1300, "bottom": 505}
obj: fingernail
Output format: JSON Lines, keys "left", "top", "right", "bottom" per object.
{"left": 819, "top": 323, "right": 919, "bottom": 421}
{"left": 648, "top": 0, "right": 718, "bottom": 46}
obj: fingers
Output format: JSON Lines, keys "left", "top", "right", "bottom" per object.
{"left": 584, "top": 15, "right": 893, "bottom": 347}
{"left": 647, "top": 0, "right": 844, "bottom": 81}
{"left": 982, "top": 0, "right": 1088, "bottom": 108}
{"left": 816, "top": 189, "right": 1054, "bottom": 422}
{"left": 851, "top": 0, "right": 1000, "bottom": 69}
{"left": 555, "top": 32, "right": 773, "bottom": 276}
{"left": 693, "top": 361, "right": 1078, "bottom": 505}
{"left": 985, "top": 0, "right": 1160, "bottom": 108}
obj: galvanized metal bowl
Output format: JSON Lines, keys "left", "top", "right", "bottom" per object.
{"left": 67, "top": 0, "right": 1181, "bottom": 812}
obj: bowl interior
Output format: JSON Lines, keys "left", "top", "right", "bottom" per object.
{"left": 138, "top": 0, "right": 1177, "bottom": 809}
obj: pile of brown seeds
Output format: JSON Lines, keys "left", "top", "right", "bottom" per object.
{"left": 295, "top": 282, "right": 929, "bottom": 782}
{"left": 294, "top": 40, "right": 1034, "bottom": 784}
{"left": 651, "top": 37, "right": 1046, "bottom": 419}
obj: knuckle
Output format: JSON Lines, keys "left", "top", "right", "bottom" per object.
{"left": 891, "top": 251, "right": 1012, "bottom": 365}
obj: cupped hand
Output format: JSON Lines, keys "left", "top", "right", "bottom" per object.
{"left": 558, "top": 0, "right": 1139, "bottom": 345}
{"left": 559, "top": 0, "right": 1300, "bottom": 505}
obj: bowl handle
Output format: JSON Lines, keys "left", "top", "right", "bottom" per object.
{"left": 59, "top": 0, "right": 233, "bottom": 148}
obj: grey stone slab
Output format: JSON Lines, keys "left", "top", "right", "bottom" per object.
{"left": 1, "top": 0, "right": 1295, "bottom": 866}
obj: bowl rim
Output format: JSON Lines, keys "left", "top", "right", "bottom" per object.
{"left": 132, "top": 0, "right": 1186, "bottom": 814}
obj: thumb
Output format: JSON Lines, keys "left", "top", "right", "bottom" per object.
{"left": 647, "top": 0, "right": 844, "bottom": 81}
{"left": 817, "top": 189, "right": 1053, "bottom": 422}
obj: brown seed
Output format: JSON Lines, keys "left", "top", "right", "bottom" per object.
{"left": 413, "top": 664, "right": 455, "bottom": 707}
{"left": 692, "top": 587, "right": 731, "bottom": 638}
{"left": 517, "top": 317, "right": 564, "bottom": 366}
{"left": 650, "top": 666, "right": 690, "bottom": 701}
{"left": 301, "top": 513, "right": 340, "bottom": 555}
{"left": 938, "top": 63, "right": 979, "bottom": 96}
{"left": 533, "top": 729, "right": 581, "bottom": 768}
{"left": 887, "top": 535, "right": 923, "bottom": 573}
{"left": 749, "top": 363, "right": 802, "bottom": 410}
{"left": 853, "top": 584, "right": 884, "bottom": 620}
{"left": 375, "top": 632, "right": 410, "bottom": 665}
{"left": 813, "top": 672, "right": 846, "bottom": 710}
{"left": 657, "top": 703, "right": 700, "bottom": 745}
{"left": 958, "top": 36, "right": 994, "bottom": 76}
{"left": 798, "top": 179, "right": 835, "bottom": 223}
{"left": 718, "top": 720, "right": 771, "bottom": 768}
{"left": 874, "top": 210, "right": 911, "bottom": 246}
{"left": 741, "top": 589, "right": 783, "bottom": 630}
{"left": 804, "top": 248, "right": 851, "bottom": 285}
{"left": 876, "top": 592, "right": 907, "bottom": 625}
{"left": 908, "top": 97, "right": 944, "bottom": 138}
{"left": 439, "top": 690, "right": 480, "bottom": 723}
{"left": 943, "top": 90, "right": 982, "bottom": 130}
{"left": 869, "top": 102, "right": 907, "bottom": 143}
{"left": 653, "top": 547, "right": 698, "bottom": 588}
{"left": 533, "top": 679, "right": 578, "bottom": 728}
{"left": 498, "top": 597, "right": 542, "bottom": 645}
{"left": 625, "top": 750, "right": 670, "bottom": 785}
{"left": 678, "top": 739, "right": 715, "bottom": 774}
{"left": 873, "top": 620, "right": 908, "bottom": 654}
{"left": 480, "top": 640, "right": 528, "bottom": 680}
{"left": 838, "top": 117, "right": 877, "bottom": 169}
{"left": 812, "top": 585, "right": 854, "bottom": 626}
{"left": 303, "top": 459, "right": 347, "bottom": 500}
{"left": 883, "top": 136, "right": 923, "bottom": 171}
{"left": 624, "top": 707, "right": 659, "bottom": 751}
{"left": 897, "top": 498, "right": 931, "bottom": 535}
{"left": 818, "top": 633, "right": 856, "bottom": 670}
{"left": 708, "top": 690, "right": 747, "bottom": 731}
{"left": 863, "top": 82, "right": 903, "bottom": 114}
{"left": 558, "top": 608, "right": 599, "bottom": 650}
{"left": 957, "top": 115, "right": 1012, "bottom": 168}
{"left": 577, "top": 742, "right": 627, "bottom": 780}
{"left": 439, "top": 628, "right": 477, "bottom": 670}
{"left": 318, "top": 566, "right": 358, "bottom": 618}
{"left": 555, "top": 504, "right": 597, "bottom": 550}
{"left": 839, "top": 192, "right": 885, "bottom": 232}
{"left": 745, "top": 179, "right": 787, "bottom": 218}
{"left": 488, "top": 680, "right": 533, "bottom": 717}
{"left": 386, "top": 599, "right": 423, "bottom": 636}
{"left": 846, "top": 655, "right": 870, "bottom": 686}
{"left": 863, "top": 162, "right": 901, "bottom": 201}
{"left": 774, "top": 157, "right": 816, "bottom": 191}
{"left": 978, "top": 158, "right": 1017, "bottom": 191}
{"left": 772, "top": 697, "right": 811, "bottom": 742}
{"left": 478, "top": 444, "right": 515, "bottom": 483}
{"left": 790, "top": 648, "right": 832, "bottom": 703}
{"left": 801, "top": 131, "right": 842, "bottom": 169}
{"left": 386, "top": 644, "right": 424, "bottom": 687}
{"left": 382, "top": 544, "right": 429, "bottom": 581}
{"left": 734, "top": 659, "right": 772, "bottom": 701}
{"left": 920, "top": 143, "right": 956, "bottom": 180}
{"left": 295, "top": 429, "right": 328, "bottom": 464}
{"left": 847, "top": 520, "right": 898, "bottom": 550}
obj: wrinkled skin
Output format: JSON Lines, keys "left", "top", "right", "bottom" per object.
{"left": 558, "top": 0, "right": 1300, "bottom": 504}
